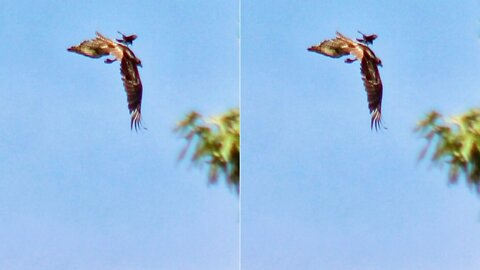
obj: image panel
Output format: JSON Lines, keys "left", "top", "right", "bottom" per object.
{"left": 0, "top": 1, "right": 239, "bottom": 270}
{"left": 241, "top": 1, "right": 480, "bottom": 270}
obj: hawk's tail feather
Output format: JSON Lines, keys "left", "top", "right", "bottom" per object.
{"left": 130, "top": 108, "right": 145, "bottom": 132}
{"left": 370, "top": 108, "right": 386, "bottom": 131}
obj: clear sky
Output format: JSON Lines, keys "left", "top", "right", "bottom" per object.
{"left": 242, "top": 0, "right": 480, "bottom": 270}
{"left": 0, "top": 1, "right": 239, "bottom": 270}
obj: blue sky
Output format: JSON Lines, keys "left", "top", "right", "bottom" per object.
{"left": 0, "top": 1, "right": 238, "bottom": 270}
{"left": 242, "top": 0, "right": 480, "bottom": 269}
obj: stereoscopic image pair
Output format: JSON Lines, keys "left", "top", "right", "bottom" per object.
{"left": 2, "top": 1, "right": 479, "bottom": 269}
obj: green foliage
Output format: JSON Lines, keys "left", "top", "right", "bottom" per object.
{"left": 175, "top": 108, "right": 240, "bottom": 193}
{"left": 415, "top": 109, "right": 480, "bottom": 192}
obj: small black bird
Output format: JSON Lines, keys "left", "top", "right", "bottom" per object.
{"left": 116, "top": 31, "right": 138, "bottom": 46}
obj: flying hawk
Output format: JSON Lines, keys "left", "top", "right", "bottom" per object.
{"left": 67, "top": 32, "right": 144, "bottom": 131}
{"left": 308, "top": 31, "right": 384, "bottom": 130}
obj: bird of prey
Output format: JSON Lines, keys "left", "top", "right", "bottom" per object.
{"left": 67, "top": 32, "right": 144, "bottom": 131}
{"left": 308, "top": 31, "right": 384, "bottom": 130}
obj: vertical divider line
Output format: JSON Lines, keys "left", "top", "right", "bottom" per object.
{"left": 238, "top": 0, "right": 242, "bottom": 269}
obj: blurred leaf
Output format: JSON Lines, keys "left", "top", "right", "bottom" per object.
{"left": 175, "top": 108, "right": 240, "bottom": 194}
{"left": 416, "top": 109, "right": 480, "bottom": 193}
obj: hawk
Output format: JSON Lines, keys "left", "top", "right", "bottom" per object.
{"left": 67, "top": 32, "right": 144, "bottom": 131}
{"left": 308, "top": 31, "right": 384, "bottom": 130}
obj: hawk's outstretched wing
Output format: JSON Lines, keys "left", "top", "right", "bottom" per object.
{"left": 67, "top": 38, "right": 110, "bottom": 59}
{"left": 307, "top": 37, "right": 352, "bottom": 58}
{"left": 120, "top": 47, "right": 143, "bottom": 131}
{"left": 360, "top": 49, "right": 383, "bottom": 130}
{"left": 308, "top": 32, "right": 364, "bottom": 61}
{"left": 68, "top": 32, "right": 144, "bottom": 131}
{"left": 67, "top": 32, "right": 121, "bottom": 59}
